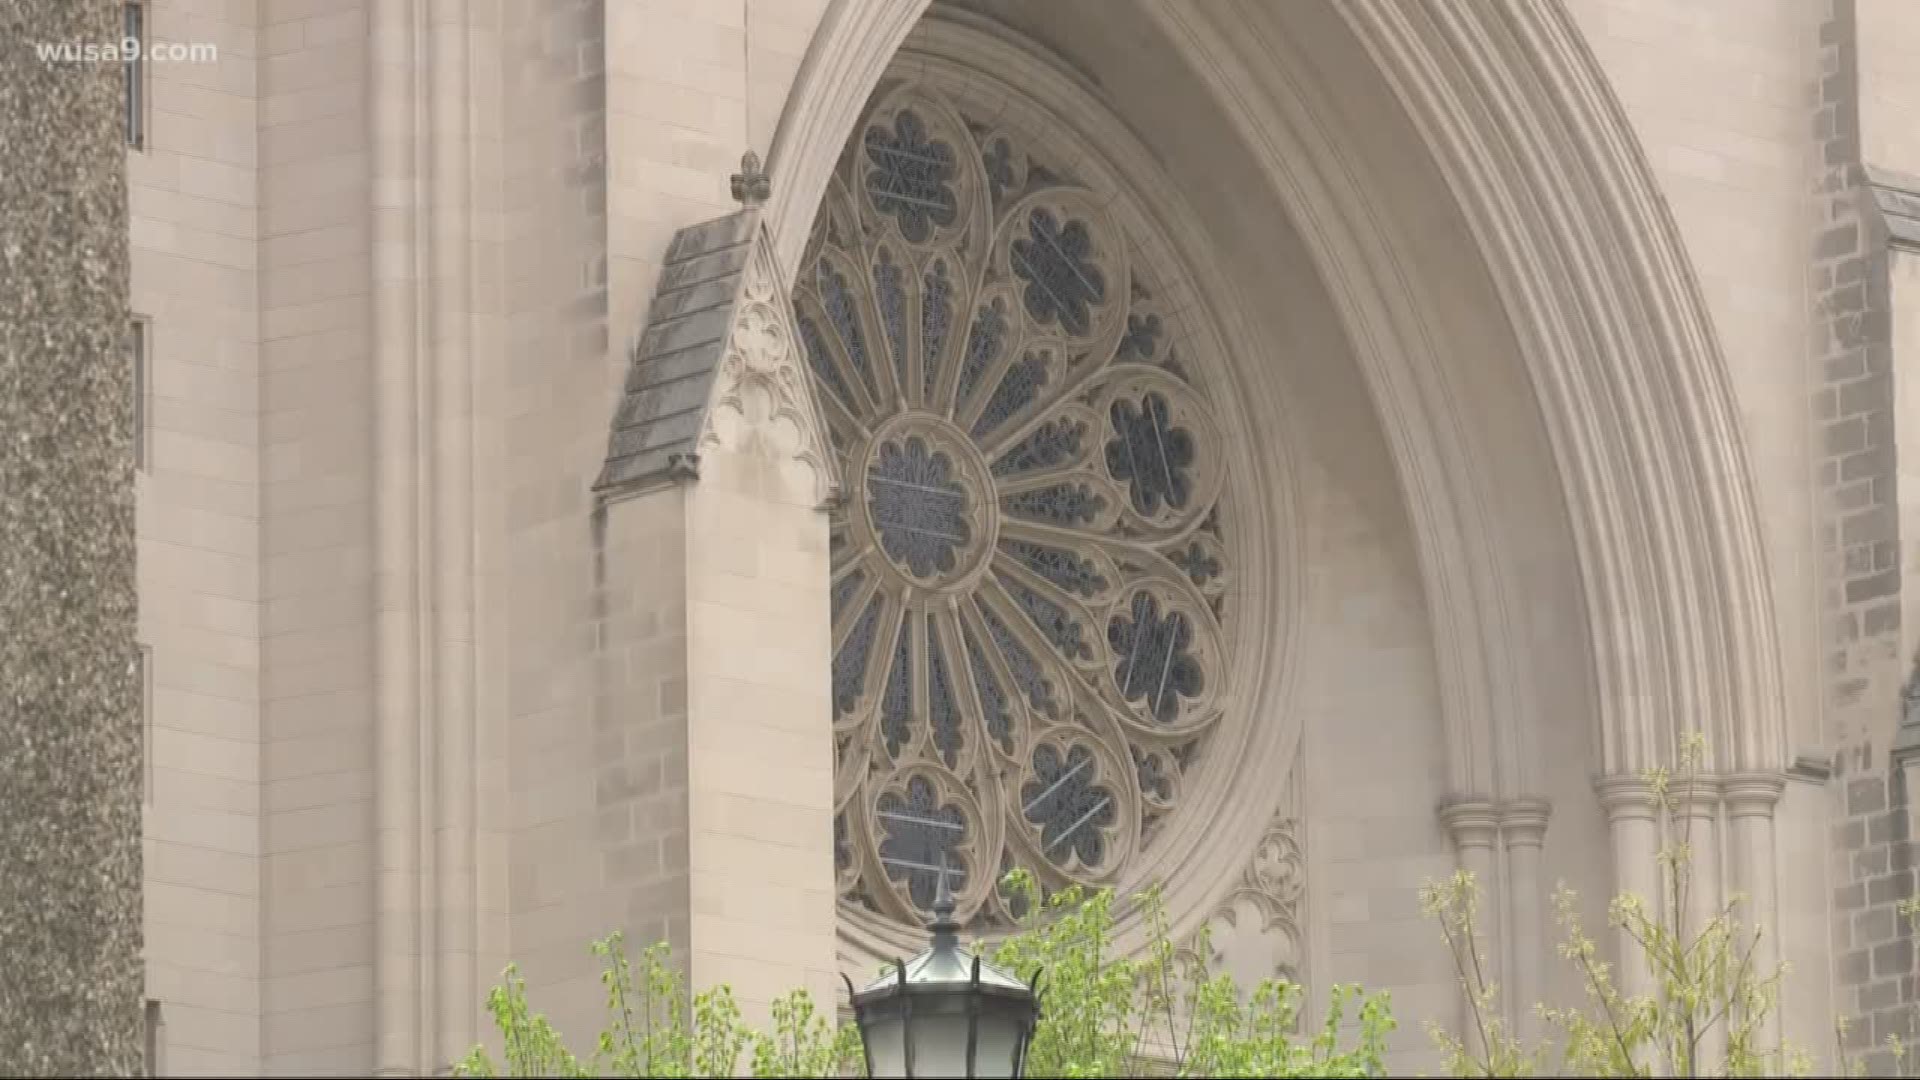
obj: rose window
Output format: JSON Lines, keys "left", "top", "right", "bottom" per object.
{"left": 807, "top": 83, "right": 1235, "bottom": 930}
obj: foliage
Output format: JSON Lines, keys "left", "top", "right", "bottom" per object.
{"left": 988, "top": 868, "right": 1395, "bottom": 1077}
{"left": 457, "top": 732, "right": 1864, "bottom": 1079}
{"left": 1422, "top": 869, "right": 1543, "bottom": 1078}
{"left": 452, "top": 933, "right": 857, "bottom": 1079}
{"left": 1423, "top": 734, "right": 1808, "bottom": 1078}
{"left": 454, "top": 870, "right": 1394, "bottom": 1078}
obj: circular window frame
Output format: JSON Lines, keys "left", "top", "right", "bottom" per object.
{"left": 816, "top": 14, "right": 1308, "bottom": 965}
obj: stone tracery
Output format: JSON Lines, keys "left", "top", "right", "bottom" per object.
{"left": 805, "top": 81, "right": 1238, "bottom": 930}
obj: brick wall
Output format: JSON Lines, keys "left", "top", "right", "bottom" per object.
{"left": 1831, "top": 749, "right": 1918, "bottom": 1071}
{"left": 1819, "top": 2, "right": 1919, "bottom": 1071}
{"left": 1814, "top": 0, "right": 1901, "bottom": 739}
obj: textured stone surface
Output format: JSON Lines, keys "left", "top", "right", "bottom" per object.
{"left": 1813, "top": 0, "right": 1901, "bottom": 732}
{"left": 0, "top": 0, "right": 142, "bottom": 1074}
{"left": 1819, "top": 4, "right": 1920, "bottom": 1063}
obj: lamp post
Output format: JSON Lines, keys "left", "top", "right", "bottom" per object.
{"left": 843, "top": 871, "right": 1042, "bottom": 1078}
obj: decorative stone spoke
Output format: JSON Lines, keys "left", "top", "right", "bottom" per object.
{"left": 1000, "top": 480, "right": 1108, "bottom": 529}
{"left": 829, "top": 567, "right": 867, "bottom": 627}
{"left": 880, "top": 612, "right": 914, "bottom": 758}
{"left": 997, "top": 537, "right": 1109, "bottom": 600}
{"left": 925, "top": 616, "right": 965, "bottom": 768}
{"left": 969, "top": 349, "right": 1052, "bottom": 444}
{"left": 992, "top": 568, "right": 1094, "bottom": 663}
{"left": 959, "top": 621, "right": 1016, "bottom": 756}
{"left": 920, "top": 259, "right": 956, "bottom": 403}
{"left": 798, "top": 309, "right": 856, "bottom": 412}
{"left": 833, "top": 594, "right": 890, "bottom": 720}
{"left": 976, "top": 595, "right": 1057, "bottom": 718}
{"left": 953, "top": 298, "right": 1011, "bottom": 417}
{"left": 873, "top": 248, "right": 910, "bottom": 396}
{"left": 990, "top": 414, "right": 1088, "bottom": 480}
{"left": 816, "top": 260, "right": 882, "bottom": 404}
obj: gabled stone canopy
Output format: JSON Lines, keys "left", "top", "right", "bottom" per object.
{"left": 595, "top": 210, "right": 761, "bottom": 494}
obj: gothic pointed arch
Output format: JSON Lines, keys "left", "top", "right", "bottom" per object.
{"left": 768, "top": 0, "right": 1786, "bottom": 823}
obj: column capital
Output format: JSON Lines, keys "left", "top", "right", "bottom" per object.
{"left": 1594, "top": 774, "right": 1657, "bottom": 821}
{"left": 1668, "top": 775, "right": 1722, "bottom": 816}
{"left": 1438, "top": 797, "right": 1501, "bottom": 847}
{"left": 1721, "top": 772, "right": 1786, "bottom": 818}
{"left": 1499, "top": 797, "right": 1552, "bottom": 847}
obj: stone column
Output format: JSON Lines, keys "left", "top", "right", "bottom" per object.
{"left": 1722, "top": 773, "right": 1785, "bottom": 1055}
{"left": 372, "top": 0, "right": 426, "bottom": 1070}
{"left": 1596, "top": 775, "right": 1660, "bottom": 1002}
{"left": 428, "top": 0, "right": 479, "bottom": 1065}
{"left": 0, "top": 1, "right": 141, "bottom": 1074}
{"left": 1499, "top": 798, "right": 1551, "bottom": 1042}
{"left": 1440, "top": 798, "right": 1503, "bottom": 1053}
{"left": 1674, "top": 777, "right": 1725, "bottom": 1071}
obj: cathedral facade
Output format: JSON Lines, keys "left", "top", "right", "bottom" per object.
{"left": 120, "top": 0, "right": 1920, "bottom": 1074}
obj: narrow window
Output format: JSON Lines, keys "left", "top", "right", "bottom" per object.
{"left": 143, "top": 998, "right": 164, "bottom": 1077}
{"left": 130, "top": 316, "right": 149, "bottom": 472}
{"left": 138, "top": 644, "right": 153, "bottom": 805}
{"left": 124, "top": 3, "right": 145, "bottom": 150}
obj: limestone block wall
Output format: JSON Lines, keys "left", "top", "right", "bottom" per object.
{"left": 1858, "top": 0, "right": 1920, "bottom": 175}
{"left": 257, "top": 2, "right": 377, "bottom": 1073}
{"left": 0, "top": 0, "right": 142, "bottom": 1074}
{"left": 496, "top": 0, "right": 617, "bottom": 1033}
{"left": 127, "top": 0, "right": 266, "bottom": 1073}
{"left": 1830, "top": 743, "right": 1916, "bottom": 1069}
{"left": 1301, "top": 461, "right": 1457, "bottom": 1075}
{"left": 680, "top": 414, "right": 838, "bottom": 1019}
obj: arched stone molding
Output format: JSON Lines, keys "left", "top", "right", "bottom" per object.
{"left": 1145, "top": 0, "right": 1545, "bottom": 813}
{"left": 1330, "top": 0, "right": 1788, "bottom": 779}
{"left": 764, "top": 0, "right": 1788, "bottom": 807}
{"left": 766, "top": 1, "right": 929, "bottom": 277}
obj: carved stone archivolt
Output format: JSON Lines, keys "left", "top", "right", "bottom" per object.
{"left": 810, "top": 78, "right": 1242, "bottom": 934}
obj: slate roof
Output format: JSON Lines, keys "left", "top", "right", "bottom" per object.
{"left": 1868, "top": 166, "right": 1920, "bottom": 250}
{"left": 595, "top": 208, "right": 760, "bottom": 494}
